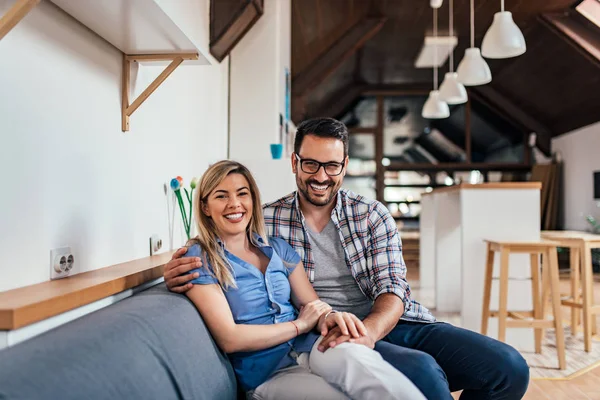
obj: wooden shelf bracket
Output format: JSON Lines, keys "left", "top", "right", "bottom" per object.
{"left": 121, "top": 52, "right": 198, "bottom": 132}
{"left": 0, "top": 0, "right": 40, "bottom": 41}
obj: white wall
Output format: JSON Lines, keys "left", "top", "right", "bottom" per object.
{"left": 0, "top": 0, "right": 229, "bottom": 292}
{"left": 229, "top": 0, "right": 295, "bottom": 200}
{"left": 553, "top": 122, "right": 600, "bottom": 231}
{"left": 229, "top": 0, "right": 291, "bottom": 160}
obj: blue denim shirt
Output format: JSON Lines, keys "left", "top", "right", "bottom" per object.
{"left": 185, "top": 237, "right": 319, "bottom": 391}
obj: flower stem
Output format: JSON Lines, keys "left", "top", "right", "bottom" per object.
{"left": 188, "top": 188, "right": 194, "bottom": 238}
{"left": 175, "top": 190, "right": 189, "bottom": 239}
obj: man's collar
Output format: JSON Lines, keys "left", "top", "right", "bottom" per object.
{"left": 293, "top": 192, "right": 306, "bottom": 224}
{"left": 334, "top": 189, "right": 343, "bottom": 213}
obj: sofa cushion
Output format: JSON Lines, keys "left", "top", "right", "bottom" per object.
{"left": 0, "top": 283, "right": 237, "bottom": 400}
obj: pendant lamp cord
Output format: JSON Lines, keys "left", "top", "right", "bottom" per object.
{"left": 470, "top": 0, "right": 474, "bottom": 48}
{"left": 501, "top": 0, "right": 505, "bottom": 12}
{"left": 449, "top": 0, "right": 453, "bottom": 72}
{"left": 434, "top": 6, "right": 438, "bottom": 90}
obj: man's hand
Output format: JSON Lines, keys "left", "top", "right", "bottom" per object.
{"left": 317, "top": 326, "right": 349, "bottom": 352}
{"left": 348, "top": 334, "right": 376, "bottom": 349}
{"left": 164, "top": 247, "right": 201, "bottom": 293}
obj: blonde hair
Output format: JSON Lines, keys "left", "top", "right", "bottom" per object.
{"left": 187, "top": 160, "right": 268, "bottom": 289}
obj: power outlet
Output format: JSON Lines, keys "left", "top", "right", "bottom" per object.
{"left": 50, "top": 247, "right": 74, "bottom": 280}
{"left": 149, "top": 234, "right": 162, "bottom": 256}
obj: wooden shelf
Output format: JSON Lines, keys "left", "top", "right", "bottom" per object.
{"left": 50, "top": 0, "right": 211, "bottom": 64}
{"left": 0, "top": 251, "right": 174, "bottom": 330}
{"left": 424, "top": 182, "right": 542, "bottom": 196}
{"left": 47, "top": 0, "right": 213, "bottom": 131}
{"left": 3, "top": 0, "right": 212, "bottom": 131}
{"left": 385, "top": 184, "right": 439, "bottom": 188}
{"left": 385, "top": 162, "right": 532, "bottom": 172}
{"left": 0, "top": 0, "right": 39, "bottom": 41}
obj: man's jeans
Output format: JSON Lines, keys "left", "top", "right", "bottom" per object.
{"left": 375, "top": 321, "right": 530, "bottom": 400}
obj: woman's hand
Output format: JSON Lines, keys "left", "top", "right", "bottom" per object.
{"left": 295, "top": 300, "right": 332, "bottom": 334}
{"left": 316, "top": 312, "right": 370, "bottom": 352}
{"left": 317, "top": 311, "right": 368, "bottom": 338}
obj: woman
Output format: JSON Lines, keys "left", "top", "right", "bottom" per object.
{"left": 183, "top": 160, "right": 425, "bottom": 400}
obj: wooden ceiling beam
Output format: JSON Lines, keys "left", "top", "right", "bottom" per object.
{"left": 293, "top": 0, "right": 311, "bottom": 61}
{"left": 349, "top": 127, "right": 376, "bottom": 134}
{"left": 303, "top": 83, "right": 553, "bottom": 157}
{"left": 552, "top": 103, "right": 600, "bottom": 135}
{"left": 300, "top": 83, "right": 367, "bottom": 122}
{"left": 292, "top": 17, "right": 386, "bottom": 97}
{"left": 538, "top": 11, "right": 600, "bottom": 69}
{"left": 362, "top": 83, "right": 430, "bottom": 96}
{"left": 209, "top": 0, "right": 263, "bottom": 62}
{"left": 301, "top": 83, "right": 430, "bottom": 123}
{"left": 468, "top": 86, "right": 552, "bottom": 156}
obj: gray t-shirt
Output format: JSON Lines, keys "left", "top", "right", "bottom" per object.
{"left": 307, "top": 220, "right": 373, "bottom": 320}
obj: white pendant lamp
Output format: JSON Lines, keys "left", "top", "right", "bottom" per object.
{"left": 422, "top": 91, "right": 450, "bottom": 119}
{"left": 481, "top": 0, "right": 526, "bottom": 58}
{"left": 430, "top": 0, "right": 443, "bottom": 8}
{"left": 422, "top": 6, "right": 450, "bottom": 119}
{"left": 457, "top": 0, "right": 492, "bottom": 86}
{"left": 439, "top": 0, "right": 467, "bottom": 104}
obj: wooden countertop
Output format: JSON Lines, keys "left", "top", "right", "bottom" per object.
{"left": 0, "top": 251, "right": 174, "bottom": 330}
{"left": 423, "top": 182, "right": 542, "bottom": 195}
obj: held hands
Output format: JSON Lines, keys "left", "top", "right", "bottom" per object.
{"left": 317, "top": 312, "right": 372, "bottom": 352}
{"left": 295, "top": 300, "right": 332, "bottom": 334}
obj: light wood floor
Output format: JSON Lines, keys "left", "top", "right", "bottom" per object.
{"left": 454, "top": 367, "right": 600, "bottom": 399}
{"left": 521, "top": 270, "right": 600, "bottom": 400}
{"left": 406, "top": 267, "right": 600, "bottom": 399}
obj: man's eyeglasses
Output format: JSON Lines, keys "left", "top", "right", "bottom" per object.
{"left": 295, "top": 154, "right": 346, "bottom": 176}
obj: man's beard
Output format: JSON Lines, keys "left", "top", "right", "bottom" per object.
{"left": 297, "top": 177, "right": 339, "bottom": 207}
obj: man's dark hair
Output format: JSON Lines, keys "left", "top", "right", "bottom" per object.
{"left": 294, "top": 118, "right": 349, "bottom": 158}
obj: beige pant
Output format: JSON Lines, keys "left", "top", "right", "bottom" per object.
{"left": 251, "top": 337, "right": 426, "bottom": 400}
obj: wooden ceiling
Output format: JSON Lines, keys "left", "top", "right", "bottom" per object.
{"left": 210, "top": 0, "right": 264, "bottom": 62}
{"left": 291, "top": 0, "right": 600, "bottom": 147}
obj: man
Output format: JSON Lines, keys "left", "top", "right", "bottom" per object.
{"left": 164, "top": 118, "right": 529, "bottom": 399}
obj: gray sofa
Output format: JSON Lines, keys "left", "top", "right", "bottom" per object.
{"left": 0, "top": 284, "right": 239, "bottom": 399}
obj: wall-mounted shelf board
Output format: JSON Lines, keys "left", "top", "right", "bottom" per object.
{"left": 49, "top": 0, "right": 211, "bottom": 65}
{"left": 0, "top": 251, "right": 174, "bottom": 330}
{"left": 0, "top": 0, "right": 40, "bottom": 41}
{"left": 46, "top": 0, "right": 213, "bottom": 131}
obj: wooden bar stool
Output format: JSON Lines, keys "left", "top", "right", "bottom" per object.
{"left": 481, "top": 240, "right": 566, "bottom": 370}
{"left": 541, "top": 231, "right": 600, "bottom": 352}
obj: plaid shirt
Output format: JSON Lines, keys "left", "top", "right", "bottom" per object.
{"left": 262, "top": 188, "right": 435, "bottom": 323}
